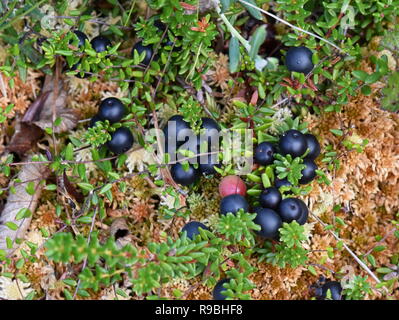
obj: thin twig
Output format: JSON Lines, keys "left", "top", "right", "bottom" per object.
{"left": 237, "top": 0, "right": 348, "bottom": 55}
{"left": 310, "top": 212, "right": 384, "bottom": 287}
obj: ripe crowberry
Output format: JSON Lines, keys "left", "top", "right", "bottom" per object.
{"left": 170, "top": 163, "right": 200, "bottom": 186}
{"left": 259, "top": 187, "right": 282, "bottom": 210}
{"left": 296, "top": 198, "right": 309, "bottom": 225}
{"left": 299, "top": 159, "right": 318, "bottom": 184}
{"left": 316, "top": 281, "right": 343, "bottom": 300}
{"left": 106, "top": 127, "right": 134, "bottom": 155}
{"left": 212, "top": 278, "right": 230, "bottom": 300}
{"left": 304, "top": 133, "right": 321, "bottom": 160}
{"left": 254, "top": 207, "right": 282, "bottom": 239}
{"left": 254, "top": 142, "right": 275, "bottom": 166}
{"left": 285, "top": 46, "right": 314, "bottom": 74}
{"left": 132, "top": 41, "right": 154, "bottom": 65}
{"left": 163, "top": 115, "right": 191, "bottom": 154}
{"left": 91, "top": 35, "right": 112, "bottom": 53}
{"left": 181, "top": 221, "right": 209, "bottom": 240}
{"left": 220, "top": 194, "right": 249, "bottom": 215}
{"left": 279, "top": 129, "right": 307, "bottom": 158}
{"left": 278, "top": 198, "right": 302, "bottom": 223}
{"left": 98, "top": 97, "right": 127, "bottom": 124}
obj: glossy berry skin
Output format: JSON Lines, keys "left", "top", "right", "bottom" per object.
{"left": 296, "top": 198, "right": 309, "bottom": 225}
{"left": 89, "top": 114, "right": 102, "bottom": 128}
{"left": 317, "top": 281, "right": 343, "bottom": 300}
{"left": 278, "top": 198, "right": 302, "bottom": 223}
{"left": 199, "top": 154, "right": 220, "bottom": 175}
{"left": 285, "top": 46, "right": 314, "bottom": 74}
{"left": 72, "top": 30, "right": 88, "bottom": 47}
{"left": 91, "top": 36, "right": 112, "bottom": 53}
{"left": 279, "top": 129, "right": 307, "bottom": 158}
{"left": 254, "top": 207, "right": 282, "bottom": 239}
{"left": 220, "top": 194, "right": 249, "bottom": 216}
{"left": 106, "top": 127, "right": 134, "bottom": 155}
{"left": 170, "top": 163, "right": 200, "bottom": 186}
{"left": 181, "top": 221, "right": 209, "bottom": 240}
{"left": 132, "top": 41, "right": 154, "bottom": 65}
{"left": 201, "top": 117, "right": 221, "bottom": 132}
{"left": 274, "top": 177, "right": 292, "bottom": 191}
{"left": 299, "top": 159, "right": 318, "bottom": 184}
{"left": 163, "top": 115, "right": 191, "bottom": 154}
{"left": 219, "top": 175, "right": 247, "bottom": 197}
{"left": 213, "top": 278, "right": 230, "bottom": 300}
{"left": 98, "top": 97, "right": 126, "bottom": 124}
{"left": 304, "top": 133, "right": 321, "bottom": 160}
{"left": 254, "top": 142, "right": 275, "bottom": 166}
{"left": 259, "top": 187, "right": 282, "bottom": 210}
{"left": 200, "top": 117, "right": 221, "bottom": 144}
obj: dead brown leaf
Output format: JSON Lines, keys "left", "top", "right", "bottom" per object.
{"left": 26, "top": 75, "right": 78, "bottom": 133}
{"left": 0, "top": 159, "right": 50, "bottom": 254}
{"left": 6, "top": 122, "right": 43, "bottom": 155}
{"left": 7, "top": 74, "right": 78, "bottom": 155}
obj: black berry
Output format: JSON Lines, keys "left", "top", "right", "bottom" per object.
{"left": 98, "top": 97, "right": 127, "bottom": 124}
{"left": 259, "top": 187, "right": 282, "bottom": 210}
{"left": 296, "top": 198, "right": 309, "bottom": 225}
{"left": 317, "top": 281, "right": 343, "bottom": 300}
{"left": 279, "top": 129, "right": 307, "bottom": 158}
{"left": 181, "top": 221, "right": 209, "bottom": 240}
{"left": 213, "top": 278, "right": 230, "bottom": 300}
{"left": 299, "top": 159, "right": 318, "bottom": 184}
{"left": 285, "top": 46, "right": 314, "bottom": 74}
{"left": 91, "top": 35, "right": 112, "bottom": 53}
{"left": 201, "top": 117, "right": 221, "bottom": 132}
{"left": 220, "top": 194, "right": 249, "bottom": 216}
{"left": 132, "top": 41, "right": 154, "bottom": 65}
{"left": 278, "top": 198, "right": 302, "bottom": 223}
{"left": 304, "top": 133, "right": 321, "bottom": 160}
{"left": 170, "top": 163, "right": 200, "bottom": 186}
{"left": 254, "top": 142, "right": 275, "bottom": 166}
{"left": 274, "top": 177, "right": 292, "bottom": 191}
{"left": 72, "top": 30, "right": 88, "bottom": 47}
{"left": 163, "top": 115, "right": 191, "bottom": 154}
{"left": 198, "top": 117, "right": 221, "bottom": 166}
{"left": 106, "top": 127, "right": 134, "bottom": 155}
{"left": 254, "top": 207, "right": 282, "bottom": 239}
{"left": 199, "top": 154, "right": 220, "bottom": 175}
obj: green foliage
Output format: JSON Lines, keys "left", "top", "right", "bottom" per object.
{"left": 217, "top": 210, "right": 261, "bottom": 247}
{"left": 273, "top": 153, "right": 306, "bottom": 186}
{"left": 343, "top": 275, "right": 372, "bottom": 300}
{"left": 222, "top": 254, "right": 257, "bottom": 300}
{"left": 381, "top": 71, "right": 399, "bottom": 112}
{"left": 256, "top": 221, "right": 309, "bottom": 268}
{"left": 45, "top": 230, "right": 223, "bottom": 295}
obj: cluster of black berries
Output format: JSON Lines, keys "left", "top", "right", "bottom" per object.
{"left": 69, "top": 30, "right": 112, "bottom": 78}
{"left": 89, "top": 97, "right": 134, "bottom": 155}
{"left": 163, "top": 115, "right": 221, "bottom": 186}
{"left": 252, "top": 129, "right": 321, "bottom": 238}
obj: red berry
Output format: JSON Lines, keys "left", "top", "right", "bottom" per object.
{"left": 219, "top": 175, "right": 247, "bottom": 197}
